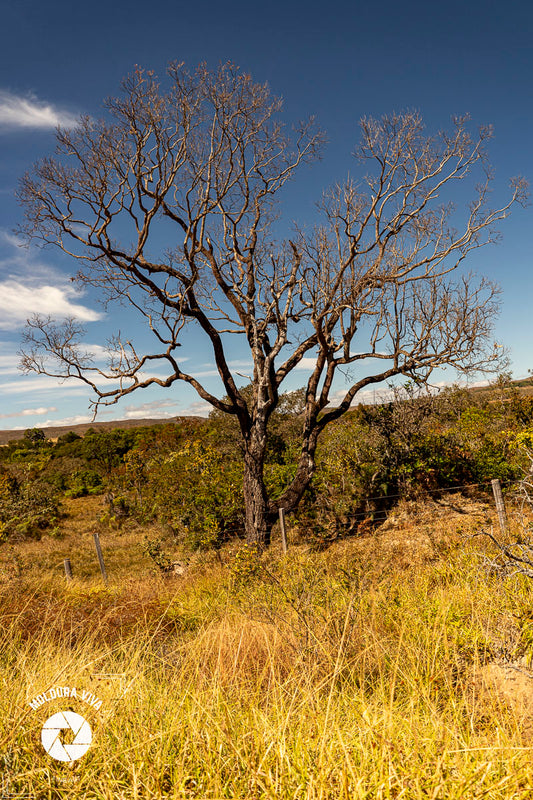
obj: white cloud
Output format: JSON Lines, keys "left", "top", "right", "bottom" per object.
{"left": 0, "top": 90, "right": 78, "bottom": 130}
{"left": 0, "top": 281, "right": 103, "bottom": 329}
{"left": 126, "top": 410, "right": 177, "bottom": 420}
{"left": 81, "top": 343, "right": 110, "bottom": 360}
{"left": 123, "top": 399, "right": 178, "bottom": 419}
{"left": 0, "top": 232, "right": 57, "bottom": 281}
{"left": 0, "top": 405, "right": 57, "bottom": 420}
{"left": 178, "top": 401, "right": 211, "bottom": 417}
{"left": 0, "top": 376, "right": 90, "bottom": 395}
{"left": 0, "top": 354, "right": 20, "bottom": 375}
{"left": 328, "top": 376, "right": 494, "bottom": 408}
{"left": 40, "top": 414, "right": 94, "bottom": 428}
{"left": 294, "top": 357, "right": 317, "bottom": 370}
{"left": 327, "top": 385, "right": 398, "bottom": 407}
{"left": 0, "top": 232, "right": 103, "bottom": 329}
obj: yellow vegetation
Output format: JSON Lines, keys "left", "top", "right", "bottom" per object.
{"left": 2, "top": 495, "right": 533, "bottom": 798}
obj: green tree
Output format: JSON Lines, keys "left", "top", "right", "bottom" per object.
{"left": 81, "top": 428, "right": 136, "bottom": 478}
{"left": 23, "top": 428, "right": 46, "bottom": 448}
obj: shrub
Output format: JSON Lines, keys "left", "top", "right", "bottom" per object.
{"left": 0, "top": 468, "right": 61, "bottom": 540}
{"left": 142, "top": 536, "right": 174, "bottom": 572}
{"left": 120, "top": 436, "right": 245, "bottom": 550}
{"left": 64, "top": 468, "right": 104, "bottom": 498}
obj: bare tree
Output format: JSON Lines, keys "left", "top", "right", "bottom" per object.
{"left": 17, "top": 62, "right": 527, "bottom": 546}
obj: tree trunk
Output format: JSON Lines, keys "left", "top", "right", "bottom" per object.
{"left": 243, "top": 435, "right": 272, "bottom": 548}
{"left": 241, "top": 415, "right": 318, "bottom": 548}
{"left": 274, "top": 426, "right": 318, "bottom": 515}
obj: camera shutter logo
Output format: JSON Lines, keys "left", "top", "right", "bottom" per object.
{"left": 41, "top": 711, "right": 92, "bottom": 762}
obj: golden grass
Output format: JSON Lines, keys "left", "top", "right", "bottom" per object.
{"left": 1, "top": 495, "right": 533, "bottom": 798}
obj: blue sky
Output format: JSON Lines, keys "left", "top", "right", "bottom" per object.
{"left": 0, "top": 0, "right": 531, "bottom": 429}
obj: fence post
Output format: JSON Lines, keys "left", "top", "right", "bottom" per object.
{"left": 63, "top": 558, "right": 73, "bottom": 580}
{"left": 279, "top": 508, "right": 288, "bottom": 554}
{"left": 93, "top": 532, "right": 109, "bottom": 586}
{"left": 491, "top": 479, "right": 508, "bottom": 536}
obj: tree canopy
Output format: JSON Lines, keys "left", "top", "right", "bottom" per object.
{"left": 18, "top": 62, "right": 527, "bottom": 545}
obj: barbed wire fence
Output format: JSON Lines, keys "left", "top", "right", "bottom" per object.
{"left": 62, "top": 476, "right": 529, "bottom": 582}
{"left": 469, "top": 456, "right": 533, "bottom": 580}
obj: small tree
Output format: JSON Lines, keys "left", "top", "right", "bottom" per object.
{"left": 18, "top": 62, "right": 527, "bottom": 546}
{"left": 23, "top": 428, "right": 46, "bottom": 448}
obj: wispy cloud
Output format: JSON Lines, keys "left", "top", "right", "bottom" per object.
{"left": 0, "top": 354, "right": 21, "bottom": 375}
{"left": 328, "top": 377, "right": 492, "bottom": 408}
{"left": 0, "top": 376, "right": 91, "bottom": 395}
{"left": 0, "top": 405, "right": 57, "bottom": 420}
{"left": 0, "top": 90, "right": 78, "bottom": 130}
{"left": 179, "top": 400, "right": 211, "bottom": 417}
{"left": 123, "top": 399, "right": 178, "bottom": 419}
{"left": 0, "top": 281, "right": 102, "bottom": 329}
{"left": 0, "top": 231, "right": 103, "bottom": 329}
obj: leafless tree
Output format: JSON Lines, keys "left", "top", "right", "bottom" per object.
{"left": 17, "top": 62, "right": 527, "bottom": 546}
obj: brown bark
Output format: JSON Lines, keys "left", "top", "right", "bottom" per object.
{"left": 242, "top": 423, "right": 276, "bottom": 547}
{"left": 243, "top": 448, "right": 272, "bottom": 548}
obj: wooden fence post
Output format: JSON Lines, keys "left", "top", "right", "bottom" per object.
{"left": 93, "top": 532, "right": 109, "bottom": 586}
{"left": 491, "top": 479, "right": 508, "bottom": 537}
{"left": 63, "top": 558, "right": 73, "bottom": 580}
{"left": 279, "top": 508, "right": 288, "bottom": 554}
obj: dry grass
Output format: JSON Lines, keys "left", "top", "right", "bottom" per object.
{"left": 2, "top": 495, "right": 533, "bottom": 798}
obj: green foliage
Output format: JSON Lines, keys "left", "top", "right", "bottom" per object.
{"left": 64, "top": 468, "right": 103, "bottom": 498}
{"left": 230, "top": 543, "right": 262, "bottom": 584}
{"left": 456, "top": 406, "right": 520, "bottom": 484}
{"left": 0, "top": 380, "right": 531, "bottom": 547}
{"left": 58, "top": 430, "right": 81, "bottom": 444}
{"left": 23, "top": 428, "right": 47, "bottom": 447}
{"left": 105, "top": 422, "right": 245, "bottom": 549}
{"left": 149, "top": 440, "right": 244, "bottom": 550}
{"left": 51, "top": 431, "right": 83, "bottom": 459}
{"left": 142, "top": 536, "right": 174, "bottom": 572}
{"left": 512, "top": 428, "right": 533, "bottom": 452}
{"left": 86, "top": 384, "right": 533, "bottom": 546}
{"left": 303, "top": 384, "right": 526, "bottom": 538}
{"left": 81, "top": 428, "right": 137, "bottom": 476}
{"left": 0, "top": 467, "right": 61, "bottom": 540}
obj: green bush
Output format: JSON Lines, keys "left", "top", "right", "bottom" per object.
{"left": 118, "top": 435, "right": 244, "bottom": 550}
{"left": 81, "top": 428, "right": 137, "bottom": 477}
{"left": 154, "top": 440, "right": 244, "bottom": 550}
{"left": 64, "top": 468, "right": 104, "bottom": 498}
{"left": 0, "top": 468, "right": 61, "bottom": 540}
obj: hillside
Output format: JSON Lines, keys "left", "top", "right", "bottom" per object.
{"left": 0, "top": 415, "right": 205, "bottom": 445}
{"left": 2, "top": 376, "right": 532, "bottom": 446}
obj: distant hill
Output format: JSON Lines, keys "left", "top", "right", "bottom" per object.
{"left": 0, "top": 416, "right": 205, "bottom": 445}
{"left": 2, "top": 378, "right": 532, "bottom": 447}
